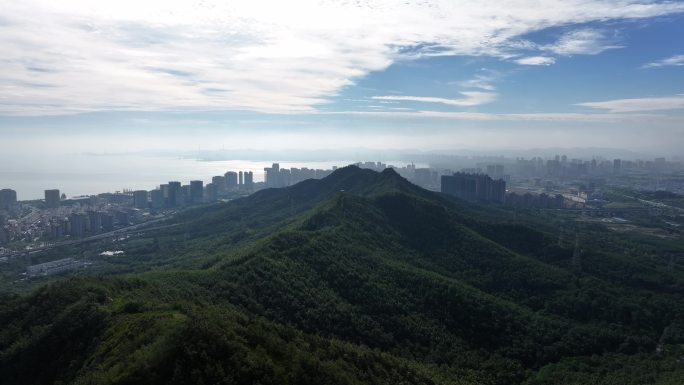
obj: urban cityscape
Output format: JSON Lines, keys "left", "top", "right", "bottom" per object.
{"left": 2, "top": 153, "right": 682, "bottom": 262}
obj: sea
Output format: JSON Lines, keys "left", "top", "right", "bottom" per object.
{"left": 0, "top": 154, "right": 416, "bottom": 201}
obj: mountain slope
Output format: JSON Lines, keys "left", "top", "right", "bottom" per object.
{"left": 1, "top": 166, "right": 683, "bottom": 385}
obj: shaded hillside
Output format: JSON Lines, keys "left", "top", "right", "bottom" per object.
{"left": 1, "top": 166, "right": 683, "bottom": 385}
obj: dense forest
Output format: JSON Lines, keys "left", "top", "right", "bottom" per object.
{"left": 1, "top": 166, "right": 683, "bottom": 385}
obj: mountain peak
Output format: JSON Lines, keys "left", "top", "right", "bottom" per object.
{"left": 314, "top": 164, "right": 431, "bottom": 199}
{"left": 380, "top": 167, "right": 399, "bottom": 176}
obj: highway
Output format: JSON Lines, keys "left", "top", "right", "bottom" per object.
{"left": 2, "top": 217, "right": 182, "bottom": 260}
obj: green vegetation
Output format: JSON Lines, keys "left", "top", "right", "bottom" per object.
{"left": 1, "top": 166, "right": 683, "bottom": 384}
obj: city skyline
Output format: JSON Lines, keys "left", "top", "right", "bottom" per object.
{"left": 2, "top": 155, "right": 682, "bottom": 249}
{"left": 1, "top": 1, "right": 683, "bottom": 156}
{"left": 1, "top": 152, "right": 680, "bottom": 202}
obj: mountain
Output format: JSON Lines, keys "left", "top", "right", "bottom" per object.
{"left": 1, "top": 166, "right": 683, "bottom": 385}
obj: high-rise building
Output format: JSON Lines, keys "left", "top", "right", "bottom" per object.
{"left": 150, "top": 189, "right": 164, "bottom": 209}
{"left": 495, "top": 165, "right": 504, "bottom": 179}
{"left": 244, "top": 171, "right": 254, "bottom": 189}
{"left": 279, "top": 168, "right": 291, "bottom": 187}
{"left": 485, "top": 165, "right": 504, "bottom": 180}
{"left": 212, "top": 176, "right": 226, "bottom": 194}
{"left": 182, "top": 185, "right": 191, "bottom": 205}
{"left": 101, "top": 213, "right": 114, "bottom": 231}
{"left": 225, "top": 171, "right": 238, "bottom": 190}
{"left": 88, "top": 211, "right": 102, "bottom": 234}
{"left": 264, "top": 163, "right": 281, "bottom": 188}
{"left": 239, "top": 171, "right": 243, "bottom": 186}
{"left": 190, "top": 180, "right": 204, "bottom": 204}
{"left": 413, "top": 168, "right": 432, "bottom": 187}
{"left": 167, "top": 182, "right": 182, "bottom": 207}
{"left": 69, "top": 213, "right": 87, "bottom": 237}
{"left": 204, "top": 183, "right": 217, "bottom": 202}
{"left": 115, "top": 211, "right": 130, "bottom": 226}
{"left": 133, "top": 190, "right": 148, "bottom": 209}
{"left": 441, "top": 173, "right": 505, "bottom": 203}
{"left": 160, "top": 184, "right": 169, "bottom": 199}
{"left": 613, "top": 159, "right": 622, "bottom": 174}
{"left": 442, "top": 173, "right": 476, "bottom": 200}
{"left": 491, "top": 179, "right": 506, "bottom": 203}
{"left": 45, "top": 189, "right": 61, "bottom": 209}
{"left": 0, "top": 189, "right": 17, "bottom": 209}
{"left": 49, "top": 220, "right": 64, "bottom": 239}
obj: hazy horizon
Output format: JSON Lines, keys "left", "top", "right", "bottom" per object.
{"left": 0, "top": 144, "right": 674, "bottom": 200}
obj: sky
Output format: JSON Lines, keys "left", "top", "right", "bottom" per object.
{"left": 1, "top": 0, "right": 683, "bottom": 157}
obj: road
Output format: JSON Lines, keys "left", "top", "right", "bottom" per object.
{"left": 2, "top": 217, "right": 182, "bottom": 260}
{"left": 611, "top": 191, "right": 684, "bottom": 214}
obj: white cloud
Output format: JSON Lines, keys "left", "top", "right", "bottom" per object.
{"left": 1, "top": 0, "right": 683, "bottom": 115}
{"left": 642, "top": 54, "right": 684, "bottom": 68}
{"left": 455, "top": 71, "right": 500, "bottom": 91}
{"left": 577, "top": 96, "right": 684, "bottom": 112}
{"left": 372, "top": 92, "right": 497, "bottom": 107}
{"left": 515, "top": 56, "right": 556, "bottom": 65}
{"left": 326, "top": 109, "right": 662, "bottom": 122}
{"left": 544, "top": 28, "right": 622, "bottom": 56}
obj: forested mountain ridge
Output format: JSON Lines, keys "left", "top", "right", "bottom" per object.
{"left": 1, "top": 166, "right": 683, "bottom": 385}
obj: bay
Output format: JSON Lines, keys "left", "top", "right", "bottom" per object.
{"left": 0, "top": 154, "right": 418, "bottom": 200}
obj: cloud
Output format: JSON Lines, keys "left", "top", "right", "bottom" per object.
{"left": 543, "top": 28, "right": 623, "bottom": 56}
{"left": 323, "top": 109, "right": 663, "bottom": 122}
{"left": 515, "top": 56, "right": 556, "bottom": 65}
{"left": 642, "top": 54, "right": 684, "bottom": 68}
{"left": 1, "top": 0, "right": 683, "bottom": 116}
{"left": 513, "top": 29, "right": 621, "bottom": 65}
{"left": 372, "top": 92, "right": 497, "bottom": 107}
{"left": 577, "top": 95, "right": 684, "bottom": 112}
{"left": 455, "top": 70, "right": 501, "bottom": 91}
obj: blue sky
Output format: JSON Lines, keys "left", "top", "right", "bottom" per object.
{"left": 0, "top": 0, "right": 683, "bottom": 156}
